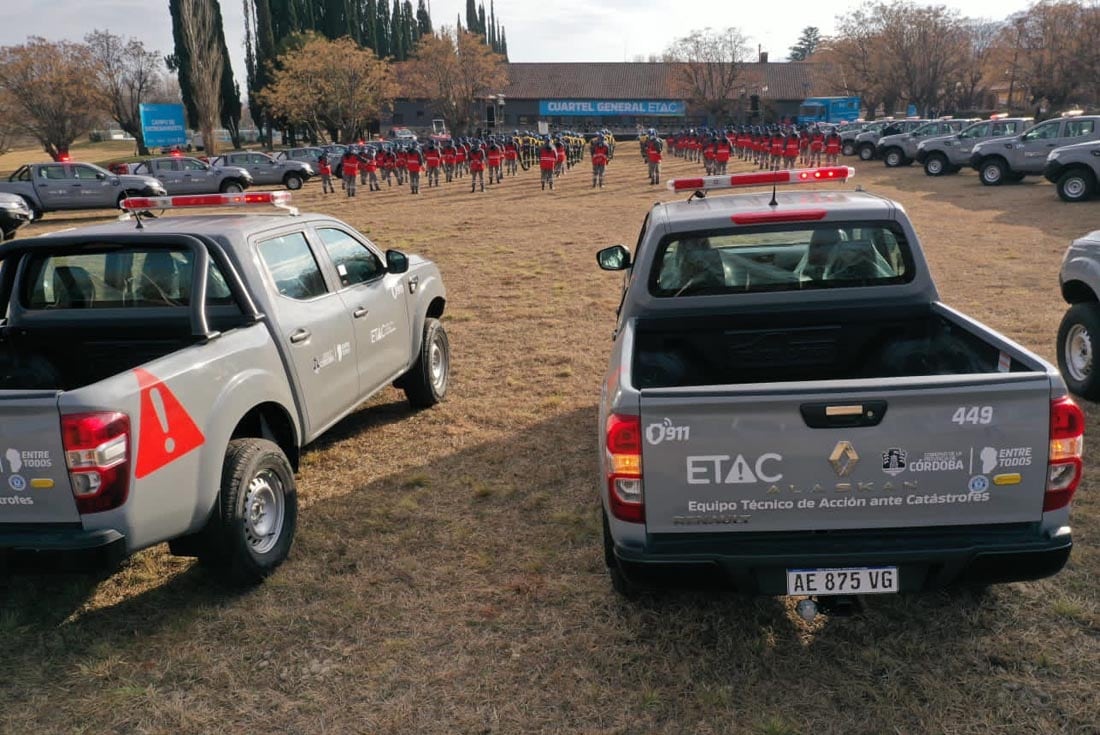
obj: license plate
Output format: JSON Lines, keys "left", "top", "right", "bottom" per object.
{"left": 786, "top": 566, "right": 899, "bottom": 596}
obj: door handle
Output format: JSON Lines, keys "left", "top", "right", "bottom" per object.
{"left": 408, "top": 275, "right": 419, "bottom": 293}
{"left": 800, "top": 401, "right": 888, "bottom": 428}
{"left": 353, "top": 307, "right": 369, "bottom": 319}
{"left": 289, "top": 328, "right": 311, "bottom": 344}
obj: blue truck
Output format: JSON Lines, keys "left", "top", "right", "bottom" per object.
{"left": 799, "top": 97, "right": 862, "bottom": 125}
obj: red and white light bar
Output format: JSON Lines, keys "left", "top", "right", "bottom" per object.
{"left": 120, "top": 191, "right": 296, "bottom": 213}
{"left": 667, "top": 166, "right": 856, "bottom": 193}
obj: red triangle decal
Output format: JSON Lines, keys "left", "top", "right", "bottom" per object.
{"left": 133, "top": 368, "right": 205, "bottom": 479}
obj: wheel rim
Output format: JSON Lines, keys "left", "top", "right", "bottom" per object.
{"left": 1065, "top": 323, "right": 1093, "bottom": 382}
{"left": 287, "top": 176, "right": 302, "bottom": 190}
{"left": 1063, "top": 177, "right": 1087, "bottom": 199}
{"left": 843, "top": 144, "right": 854, "bottom": 156}
{"left": 243, "top": 469, "right": 285, "bottom": 554}
{"left": 429, "top": 332, "right": 448, "bottom": 393}
{"left": 886, "top": 152, "right": 900, "bottom": 166}
{"left": 927, "top": 158, "right": 943, "bottom": 174}
{"left": 225, "top": 182, "right": 243, "bottom": 193}
{"left": 982, "top": 165, "right": 1002, "bottom": 184}
{"left": 860, "top": 147, "right": 873, "bottom": 160}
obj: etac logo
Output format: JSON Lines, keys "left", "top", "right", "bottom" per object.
{"left": 645, "top": 418, "right": 690, "bottom": 446}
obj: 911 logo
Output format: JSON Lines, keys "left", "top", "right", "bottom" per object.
{"left": 646, "top": 418, "right": 690, "bottom": 445}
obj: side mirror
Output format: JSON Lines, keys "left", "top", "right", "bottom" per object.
{"left": 386, "top": 249, "right": 409, "bottom": 274}
{"left": 96, "top": 172, "right": 107, "bottom": 180}
{"left": 597, "top": 245, "right": 631, "bottom": 271}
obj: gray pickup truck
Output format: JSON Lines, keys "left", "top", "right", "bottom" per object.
{"left": 595, "top": 168, "right": 1083, "bottom": 605}
{"left": 915, "top": 117, "right": 1032, "bottom": 176}
{"left": 131, "top": 156, "right": 254, "bottom": 195}
{"left": 211, "top": 151, "right": 314, "bottom": 190}
{"left": 854, "top": 120, "right": 928, "bottom": 161}
{"left": 0, "top": 193, "right": 449, "bottom": 584}
{"left": 0, "top": 162, "right": 166, "bottom": 219}
{"left": 876, "top": 119, "right": 975, "bottom": 167}
{"left": 969, "top": 115, "right": 1100, "bottom": 185}
{"left": 1057, "top": 229, "right": 1100, "bottom": 397}
{"left": 1043, "top": 139, "right": 1100, "bottom": 202}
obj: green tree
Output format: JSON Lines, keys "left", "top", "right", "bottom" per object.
{"left": 416, "top": 0, "right": 432, "bottom": 35}
{"left": 788, "top": 26, "right": 822, "bottom": 61}
{"left": 390, "top": 0, "right": 404, "bottom": 59}
{"left": 466, "top": 0, "right": 479, "bottom": 33}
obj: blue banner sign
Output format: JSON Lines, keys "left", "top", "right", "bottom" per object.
{"left": 538, "top": 99, "right": 686, "bottom": 117}
{"left": 139, "top": 103, "right": 187, "bottom": 147}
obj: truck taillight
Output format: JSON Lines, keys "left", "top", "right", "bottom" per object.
{"left": 606, "top": 414, "right": 644, "bottom": 523}
{"left": 1045, "top": 396, "right": 1084, "bottom": 512}
{"left": 61, "top": 412, "right": 131, "bottom": 514}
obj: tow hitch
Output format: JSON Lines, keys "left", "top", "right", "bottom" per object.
{"left": 795, "top": 595, "right": 863, "bottom": 622}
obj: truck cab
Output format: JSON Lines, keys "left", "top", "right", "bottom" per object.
{"left": 916, "top": 117, "right": 1033, "bottom": 176}
{"left": 970, "top": 114, "right": 1100, "bottom": 185}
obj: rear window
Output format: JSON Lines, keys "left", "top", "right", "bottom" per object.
{"left": 649, "top": 222, "right": 913, "bottom": 297}
{"left": 20, "top": 248, "right": 234, "bottom": 309}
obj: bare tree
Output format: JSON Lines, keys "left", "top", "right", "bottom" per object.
{"left": 664, "top": 27, "right": 750, "bottom": 126}
{"left": 0, "top": 37, "right": 102, "bottom": 160}
{"left": 949, "top": 20, "right": 1003, "bottom": 111}
{"left": 406, "top": 29, "right": 507, "bottom": 135}
{"left": 85, "top": 30, "right": 165, "bottom": 155}
{"left": 176, "top": 0, "right": 225, "bottom": 154}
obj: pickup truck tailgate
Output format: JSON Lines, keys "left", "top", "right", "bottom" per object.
{"left": 0, "top": 391, "right": 79, "bottom": 524}
{"left": 640, "top": 378, "right": 1053, "bottom": 534}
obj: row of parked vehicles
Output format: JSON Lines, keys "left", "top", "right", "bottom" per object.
{"left": 844, "top": 112, "right": 1100, "bottom": 202}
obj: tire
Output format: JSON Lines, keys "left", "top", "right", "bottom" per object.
{"left": 979, "top": 159, "right": 1007, "bottom": 186}
{"left": 1057, "top": 170, "right": 1095, "bottom": 202}
{"left": 842, "top": 141, "right": 855, "bottom": 157}
{"left": 883, "top": 148, "right": 904, "bottom": 167}
{"left": 1057, "top": 303, "right": 1100, "bottom": 400}
{"left": 203, "top": 438, "right": 298, "bottom": 585}
{"left": 603, "top": 511, "right": 641, "bottom": 599}
{"left": 924, "top": 153, "right": 949, "bottom": 176}
{"left": 401, "top": 317, "right": 450, "bottom": 408}
{"left": 220, "top": 179, "right": 244, "bottom": 193}
{"left": 116, "top": 190, "right": 139, "bottom": 209}
{"left": 20, "top": 196, "right": 41, "bottom": 221}
{"left": 283, "top": 173, "right": 303, "bottom": 190}
{"left": 858, "top": 144, "right": 875, "bottom": 161}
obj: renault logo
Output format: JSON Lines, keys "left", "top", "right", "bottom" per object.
{"left": 829, "top": 441, "right": 860, "bottom": 477}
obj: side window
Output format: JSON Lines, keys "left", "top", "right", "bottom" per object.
{"left": 316, "top": 228, "right": 384, "bottom": 288}
{"left": 1066, "top": 120, "right": 1095, "bottom": 138}
{"left": 962, "top": 123, "right": 989, "bottom": 139}
{"left": 42, "top": 165, "right": 67, "bottom": 180}
{"left": 1023, "top": 122, "right": 1060, "bottom": 141}
{"left": 184, "top": 159, "right": 207, "bottom": 171}
{"left": 250, "top": 154, "right": 270, "bottom": 165}
{"left": 72, "top": 165, "right": 100, "bottom": 180}
{"left": 258, "top": 232, "right": 328, "bottom": 300}
{"left": 230, "top": 154, "right": 248, "bottom": 165}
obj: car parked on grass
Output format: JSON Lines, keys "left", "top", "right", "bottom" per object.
{"left": 1058, "top": 229, "right": 1100, "bottom": 397}
{"left": 0, "top": 162, "right": 166, "bottom": 219}
{"left": 1043, "top": 139, "right": 1100, "bottom": 202}
{"left": 211, "top": 151, "right": 314, "bottom": 190}
{"left": 854, "top": 120, "right": 928, "bottom": 161}
{"left": 915, "top": 117, "right": 1033, "bottom": 176}
{"left": 131, "top": 156, "right": 254, "bottom": 195}
{"left": 275, "top": 147, "right": 326, "bottom": 168}
{"left": 595, "top": 165, "right": 1083, "bottom": 604}
{"left": 0, "top": 192, "right": 449, "bottom": 584}
{"left": 0, "top": 193, "right": 33, "bottom": 240}
{"left": 876, "top": 119, "right": 977, "bottom": 167}
{"left": 969, "top": 114, "right": 1100, "bottom": 185}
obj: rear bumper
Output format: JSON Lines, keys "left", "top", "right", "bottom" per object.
{"left": 610, "top": 524, "right": 1072, "bottom": 594}
{"left": 0, "top": 525, "right": 127, "bottom": 570}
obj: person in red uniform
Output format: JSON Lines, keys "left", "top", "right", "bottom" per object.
{"left": 784, "top": 129, "right": 800, "bottom": 169}
{"left": 424, "top": 141, "right": 441, "bottom": 187}
{"left": 539, "top": 136, "right": 557, "bottom": 190}
{"left": 715, "top": 133, "right": 732, "bottom": 175}
{"left": 554, "top": 135, "right": 567, "bottom": 177}
{"left": 811, "top": 126, "right": 826, "bottom": 167}
{"left": 442, "top": 141, "right": 457, "bottom": 183}
{"left": 486, "top": 138, "right": 504, "bottom": 185}
{"left": 824, "top": 129, "right": 841, "bottom": 165}
{"left": 341, "top": 149, "right": 359, "bottom": 197}
{"left": 379, "top": 146, "right": 395, "bottom": 187}
{"left": 468, "top": 139, "right": 486, "bottom": 192}
{"left": 362, "top": 147, "right": 379, "bottom": 191}
{"left": 644, "top": 130, "right": 663, "bottom": 185}
{"left": 769, "top": 128, "right": 785, "bottom": 170}
{"left": 394, "top": 147, "right": 407, "bottom": 186}
{"left": 405, "top": 144, "right": 424, "bottom": 194}
{"left": 455, "top": 140, "right": 468, "bottom": 179}
{"left": 590, "top": 133, "right": 610, "bottom": 188}
{"left": 702, "top": 135, "right": 716, "bottom": 175}
{"left": 318, "top": 154, "right": 334, "bottom": 194}
{"left": 503, "top": 135, "right": 519, "bottom": 176}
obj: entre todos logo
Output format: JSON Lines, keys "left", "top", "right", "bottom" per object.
{"left": 646, "top": 418, "right": 690, "bottom": 445}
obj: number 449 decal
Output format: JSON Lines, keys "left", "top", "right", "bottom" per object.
{"left": 952, "top": 406, "right": 993, "bottom": 425}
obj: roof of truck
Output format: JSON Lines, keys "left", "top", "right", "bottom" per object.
{"left": 35, "top": 213, "right": 336, "bottom": 241}
{"left": 655, "top": 189, "right": 896, "bottom": 227}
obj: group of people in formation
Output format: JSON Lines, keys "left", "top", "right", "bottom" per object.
{"left": 664, "top": 126, "right": 843, "bottom": 173}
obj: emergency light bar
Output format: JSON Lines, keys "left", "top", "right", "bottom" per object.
{"left": 120, "top": 191, "right": 298, "bottom": 215}
{"left": 667, "top": 166, "right": 855, "bottom": 193}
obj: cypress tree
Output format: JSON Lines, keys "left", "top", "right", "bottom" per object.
{"left": 390, "top": 0, "right": 403, "bottom": 59}
{"left": 402, "top": 1, "right": 415, "bottom": 50}
{"left": 363, "top": 0, "right": 378, "bottom": 52}
{"left": 415, "top": 0, "right": 432, "bottom": 35}
{"left": 477, "top": 3, "right": 486, "bottom": 40}
{"left": 466, "top": 0, "right": 478, "bottom": 33}
{"left": 376, "top": 0, "right": 390, "bottom": 57}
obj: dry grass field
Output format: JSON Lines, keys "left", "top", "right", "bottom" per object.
{"left": 2, "top": 142, "right": 1099, "bottom": 735}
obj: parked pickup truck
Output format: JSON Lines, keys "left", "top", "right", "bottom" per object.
{"left": 1057, "top": 229, "right": 1100, "bottom": 398}
{"left": 969, "top": 114, "right": 1100, "bottom": 185}
{"left": 875, "top": 118, "right": 975, "bottom": 167}
{"left": 0, "top": 162, "right": 166, "bottom": 219}
{"left": 595, "top": 167, "right": 1083, "bottom": 604}
{"left": 1043, "top": 139, "right": 1100, "bottom": 202}
{"left": 915, "top": 117, "right": 1032, "bottom": 176}
{"left": 0, "top": 193, "right": 33, "bottom": 240}
{"left": 130, "top": 156, "right": 254, "bottom": 195}
{"left": 211, "top": 151, "right": 313, "bottom": 190}
{"left": 0, "top": 192, "right": 449, "bottom": 584}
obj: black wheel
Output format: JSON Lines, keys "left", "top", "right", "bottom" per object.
{"left": 1057, "top": 170, "right": 1096, "bottom": 202}
{"left": 1057, "top": 303, "right": 1100, "bottom": 400}
{"left": 401, "top": 317, "right": 450, "bottom": 408}
{"left": 203, "top": 438, "right": 298, "bottom": 585}
{"left": 603, "top": 511, "right": 641, "bottom": 599}
{"left": 924, "top": 153, "right": 949, "bottom": 176}
{"left": 842, "top": 141, "right": 855, "bottom": 157}
{"left": 220, "top": 179, "right": 244, "bottom": 193}
{"left": 283, "top": 173, "right": 303, "bottom": 190}
{"left": 979, "top": 159, "right": 1007, "bottom": 186}
{"left": 858, "top": 143, "right": 875, "bottom": 161}
{"left": 883, "top": 148, "right": 904, "bottom": 167}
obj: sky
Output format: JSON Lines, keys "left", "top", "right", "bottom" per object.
{"left": 0, "top": 0, "right": 1040, "bottom": 98}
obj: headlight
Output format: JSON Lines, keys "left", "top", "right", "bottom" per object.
{"left": 0, "top": 200, "right": 27, "bottom": 211}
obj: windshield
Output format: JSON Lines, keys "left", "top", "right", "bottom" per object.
{"left": 649, "top": 222, "right": 913, "bottom": 297}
